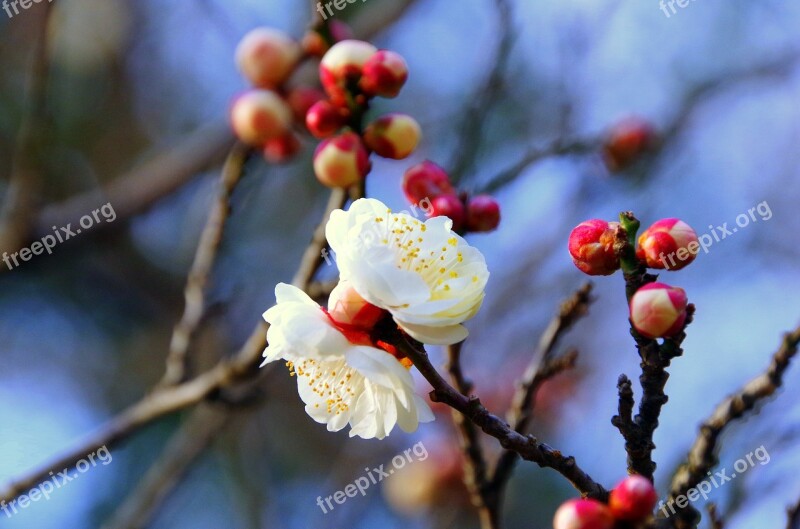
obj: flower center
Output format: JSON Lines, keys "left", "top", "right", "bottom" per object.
{"left": 321, "top": 308, "right": 413, "bottom": 369}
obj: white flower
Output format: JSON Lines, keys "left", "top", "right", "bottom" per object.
{"left": 262, "top": 283, "right": 434, "bottom": 440}
{"left": 326, "top": 198, "right": 489, "bottom": 345}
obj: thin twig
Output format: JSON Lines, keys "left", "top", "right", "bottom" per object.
{"left": 489, "top": 284, "right": 593, "bottom": 495}
{"left": 33, "top": 122, "right": 234, "bottom": 239}
{"left": 0, "top": 4, "right": 53, "bottom": 253}
{"left": 444, "top": 341, "right": 495, "bottom": 529}
{"left": 449, "top": 0, "right": 514, "bottom": 185}
{"left": 659, "top": 325, "right": 800, "bottom": 529}
{"left": 787, "top": 495, "right": 800, "bottom": 529}
{"left": 0, "top": 187, "right": 348, "bottom": 505}
{"left": 160, "top": 143, "right": 251, "bottom": 386}
{"left": 475, "top": 50, "right": 800, "bottom": 196}
{"left": 100, "top": 406, "right": 233, "bottom": 529}
{"left": 395, "top": 337, "right": 607, "bottom": 501}
{"left": 706, "top": 503, "right": 724, "bottom": 529}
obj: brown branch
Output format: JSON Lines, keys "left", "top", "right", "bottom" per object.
{"left": 0, "top": 186, "right": 349, "bottom": 505}
{"left": 787, "top": 495, "right": 800, "bottom": 529}
{"left": 660, "top": 325, "right": 800, "bottom": 529}
{"left": 396, "top": 337, "right": 607, "bottom": 501}
{"left": 476, "top": 138, "right": 596, "bottom": 195}
{"left": 0, "top": 4, "right": 53, "bottom": 252}
{"left": 476, "top": 50, "right": 800, "bottom": 196}
{"left": 160, "top": 143, "right": 251, "bottom": 386}
{"left": 449, "top": 0, "right": 514, "bottom": 185}
{"left": 489, "top": 284, "right": 592, "bottom": 496}
{"left": 444, "top": 341, "right": 495, "bottom": 529}
{"left": 34, "top": 122, "right": 235, "bottom": 238}
{"left": 613, "top": 212, "right": 694, "bottom": 481}
{"left": 706, "top": 503, "right": 724, "bottom": 529}
{"left": 100, "top": 405, "right": 233, "bottom": 529}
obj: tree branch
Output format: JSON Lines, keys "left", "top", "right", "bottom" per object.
{"left": 396, "top": 338, "right": 607, "bottom": 501}
{"left": 444, "top": 341, "right": 495, "bottom": 529}
{"left": 449, "top": 0, "right": 514, "bottom": 185}
{"left": 160, "top": 143, "right": 251, "bottom": 386}
{"left": 661, "top": 325, "right": 800, "bottom": 529}
{"left": 100, "top": 405, "right": 233, "bottom": 529}
{"left": 489, "top": 284, "right": 592, "bottom": 496}
{"left": 0, "top": 3, "right": 53, "bottom": 253}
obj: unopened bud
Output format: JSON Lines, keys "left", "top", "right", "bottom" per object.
{"left": 637, "top": 218, "right": 699, "bottom": 271}
{"left": 629, "top": 282, "right": 688, "bottom": 339}
{"left": 363, "top": 113, "right": 421, "bottom": 159}
{"left": 359, "top": 50, "right": 409, "bottom": 98}
{"left": 230, "top": 90, "right": 292, "bottom": 146}
{"left": 235, "top": 28, "right": 301, "bottom": 88}
{"left": 568, "top": 219, "right": 620, "bottom": 276}
{"left": 313, "top": 131, "right": 370, "bottom": 188}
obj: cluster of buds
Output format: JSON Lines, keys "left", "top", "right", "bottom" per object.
{"left": 402, "top": 161, "right": 501, "bottom": 233}
{"left": 230, "top": 27, "right": 306, "bottom": 162}
{"left": 308, "top": 40, "right": 421, "bottom": 188}
{"left": 229, "top": 24, "right": 357, "bottom": 163}
{"left": 568, "top": 216, "right": 697, "bottom": 338}
{"left": 602, "top": 117, "right": 658, "bottom": 172}
{"left": 553, "top": 476, "right": 657, "bottom": 529}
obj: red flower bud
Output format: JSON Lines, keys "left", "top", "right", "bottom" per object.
{"left": 636, "top": 218, "right": 699, "bottom": 271}
{"left": 313, "top": 131, "right": 370, "bottom": 188}
{"left": 235, "top": 28, "right": 301, "bottom": 89}
{"left": 603, "top": 117, "right": 657, "bottom": 172}
{"left": 568, "top": 219, "right": 620, "bottom": 276}
{"left": 466, "top": 195, "right": 501, "bottom": 233}
{"left": 363, "top": 113, "right": 421, "bottom": 159}
{"left": 359, "top": 50, "right": 409, "bottom": 98}
{"left": 306, "top": 100, "right": 349, "bottom": 138}
{"left": 319, "top": 40, "right": 377, "bottom": 105}
{"left": 609, "top": 475, "right": 658, "bottom": 521}
{"left": 302, "top": 20, "right": 355, "bottom": 57}
{"left": 328, "top": 282, "right": 386, "bottom": 329}
{"left": 230, "top": 90, "right": 292, "bottom": 146}
{"left": 430, "top": 195, "right": 466, "bottom": 232}
{"left": 553, "top": 499, "right": 614, "bottom": 529}
{"left": 629, "top": 282, "right": 688, "bottom": 339}
{"left": 402, "top": 161, "right": 455, "bottom": 204}
{"left": 263, "top": 133, "right": 301, "bottom": 164}
{"left": 286, "top": 86, "right": 326, "bottom": 123}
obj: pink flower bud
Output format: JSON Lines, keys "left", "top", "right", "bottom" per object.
{"left": 359, "top": 50, "right": 409, "bottom": 98}
{"left": 466, "top": 195, "right": 501, "bottom": 233}
{"left": 328, "top": 282, "right": 386, "bottom": 329}
{"left": 553, "top": 499, "right": 614, "bottom": 529}
{"left": 235, "top": 28, "right": 301, "bottom": 88}
{"left": 363, "top": 113, "right": 421, "bottom": 159}
{"left": 319, "top": 40, "right": 377, "bottom": 105}
{"left": 636, "top": 218, "right": 699, "bottom": 271}
{"left": 230, "top": 90, "right": 292, "bottom": 146}
{"left": 306, "top": 100, "right": 349, "bottom": 139}
{"left": 629, "top": 282, "right": 688, "bottom": 339}
{"left": 313, "top": 131, "right": 370, "bottom": 188}
{"left": 609, "top": 475, "right": 658, "bottom": 521}
{"left": 568, "top": 219, "right": 620, "bottom": 276}
{"left": 263, "top": 133, "right": 301, "bottom": 164}
{"left": 602, "top": 117, "right": 657, "bottom": 172}
{"left": 286, "top": 86, "right": 326, "bottom": 123}
{"left": 430, "top": 195, "right": 466, "bottom": 232}
{"left": 402, "top": 161, "right": 455, "bottom": 204}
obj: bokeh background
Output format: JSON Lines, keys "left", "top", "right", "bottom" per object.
{"left": 1, "top": 0, "right": 799, "bottom": 528}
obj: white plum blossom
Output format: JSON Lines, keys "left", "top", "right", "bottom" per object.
{"left": 262, "top": 283, "right": 433, "bottom": 440}
{"left": 326, "top": 198, "right": 489, "bottom": 345}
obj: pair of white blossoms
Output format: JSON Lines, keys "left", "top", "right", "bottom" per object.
{"left": 262, "top": 198, "right": 490, "bottom": 439}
